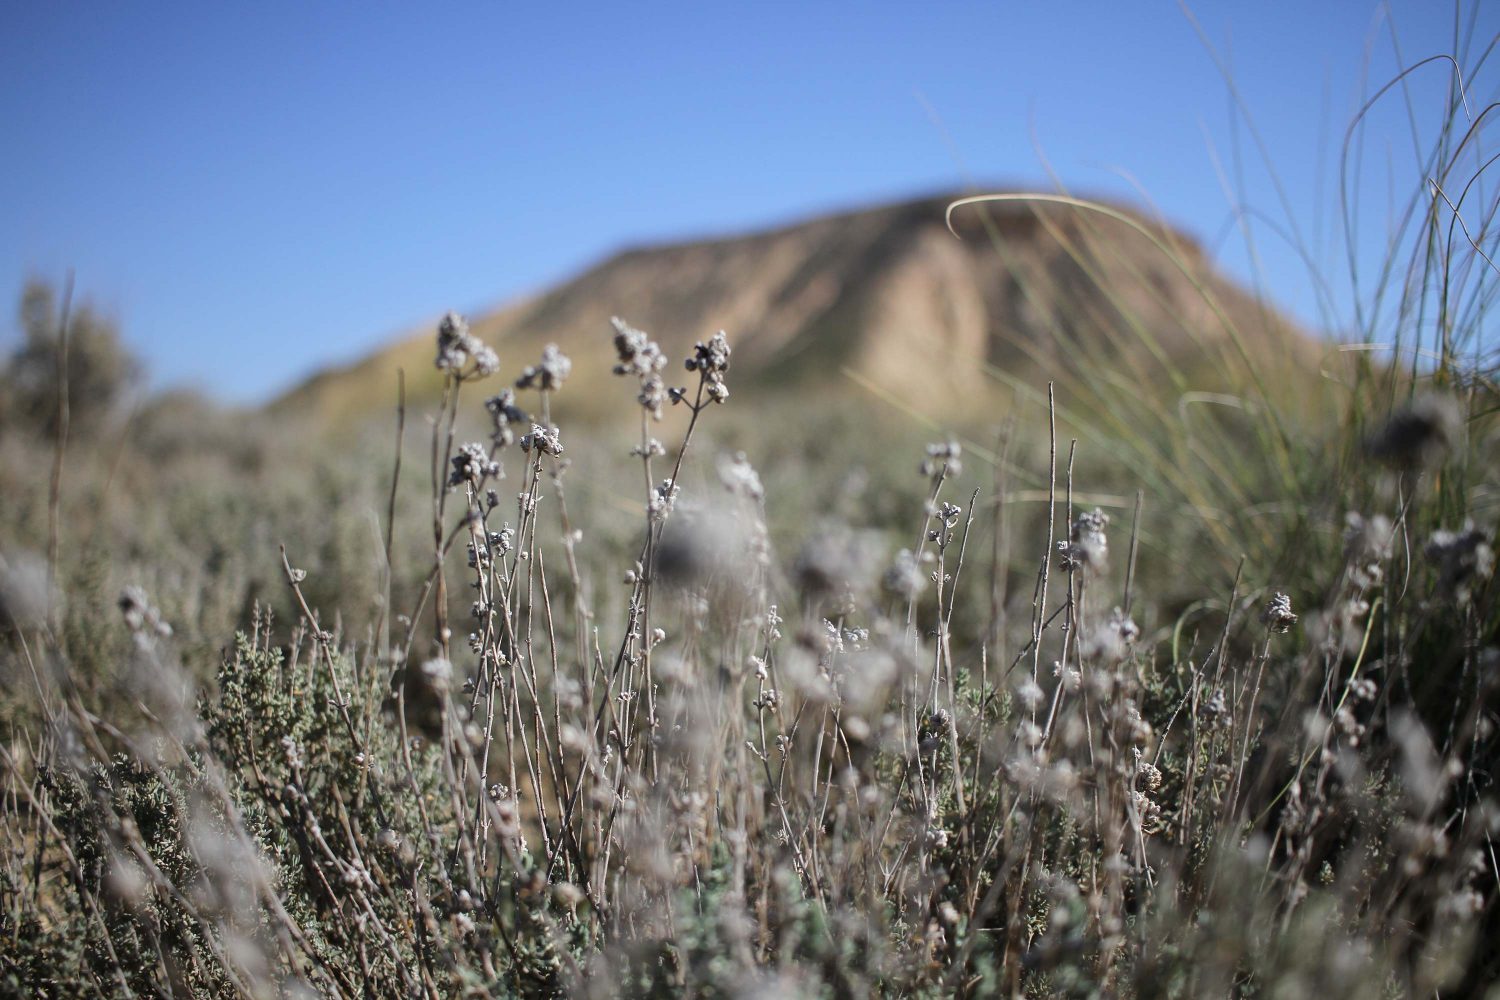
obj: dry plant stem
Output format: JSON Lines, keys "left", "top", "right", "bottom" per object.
{"left": 1227, "top": 635, "right": 1274, "bottom": 819}
{"left": 987, "top": 419, "right": 1015, "bottom": 673}
{"left": 372, "top": 369, "right": 408, "bottom": 666}
{"left": 540, "top": 442, "right": 593, "bottom": 844}
{"left": 940, "top": 490, "right": 980, "bottom": 817}
{"left": 430, "top": 374, "right": 468, "bottom": 661}
{"left": 1032, "top": 383, "right": 1058, "bottom": 688}
{"left": 637, "top": 376, "right": 710, "bottom": 764}
{"left": 1123, "top": 489, "right": 1142, "bottom": 616}
{"left": 385, "top": 369, "right": 406, "bottom": 572}
{"left": 906, "top": 460, "right": 952, "bottom": 769}
{"left": 45, "top": 271, "right": 74, "bottom": 631}
{"left": 572, "top": 375, "right": 713, "bottom": 876}
{"left": 278, "top": 547, "right": 368, "bottom": 758}
{"left": 1182, "top": 559, "right": 1243, "bottom": 841}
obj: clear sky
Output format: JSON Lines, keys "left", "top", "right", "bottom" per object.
{"left": 2, "top": 2, "right": 1495, "bottom": 402}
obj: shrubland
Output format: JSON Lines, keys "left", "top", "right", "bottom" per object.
{"left": 1, "top": 65, "right": 1498, "bottom": 1000}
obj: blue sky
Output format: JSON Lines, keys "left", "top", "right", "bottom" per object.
{"left": 2, "top": 2, "right": 1495, "bottom": 402}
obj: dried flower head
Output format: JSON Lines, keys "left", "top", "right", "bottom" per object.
{"left": 434, "top": 312, "right": 470, "bottom": 370}
{"left": 717, "top": 451, "right": 765, "bottom": 502}
{"left": 1057, "top": 508, "right": 1109, "bottom": 573}
{"left": 449, "top": 442, "right": 500, "bottom": 488}
{"left": 518, "top": 424, "right": 564, "bottom": 457}
{"left": 920, "top": 440, "right": 962, "bottom": 478}
{"left": 611, "top": 317, "right": 671, "bottom": 418}
{"left": 1261, "top": 592, "right": 1298, "bottom": 633}
{"left": 1016, "top": 677, "right": 1045, "bottom": 711}
{"left": 422, "top": 658, "right": 452, "bottom": 690}
{"left": 684, "top": 331, "right": 731, "bottom": 403}
{"left": 484, "top": 389, "right": 528, "bottom": 447}
{"left": 1083, "top": 607, "right": 1138, "bottom": 662}
{"left": 1364, "top": 393, "right": 1462, "bottom": 469}
{"left": 611, "top": 317, "right": 667, "bottom": 378}
{"left": 119, "top": 585, "right": 171, "bottom": 639}
{"left": 516, "top": 344, "right": 572, "bottom": 392}
{"left": 882, "top": 548, "right": 927, "bottom": 600}
{"left": 795, "top": 526, "right": 881, "bottom": 603}
{"left": 1344, "top": 512, "right": 1393, "bottom": 590}
{"left": 1135, "top": 748, "right": 1163, "bottom": 791}
{"left": 651, "top": 479, "right": 687, "bottom": 524}
{"left": 0, "top": 550, "right": 51, "bottom": 629}
{"left": 1425, "top": 522, "right": 1494, "bottom": 603}
{"left": 433, "top": 311, "right": 498, "bottom": 377}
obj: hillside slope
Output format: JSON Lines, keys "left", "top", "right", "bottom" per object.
{"left": 274, "top": 192, "right": 1313, "bottom": 428}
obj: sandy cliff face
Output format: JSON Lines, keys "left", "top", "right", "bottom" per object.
{"left": 274, "top": 192, "right": 1310, "bottom": 427}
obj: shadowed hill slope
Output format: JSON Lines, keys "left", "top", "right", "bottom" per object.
{"left": 274, "top": 192, "right": 1316, "bottom": 428}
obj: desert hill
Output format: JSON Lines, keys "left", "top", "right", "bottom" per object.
{"left": 273, "top": 191, "right": 1312, "bottom": 428}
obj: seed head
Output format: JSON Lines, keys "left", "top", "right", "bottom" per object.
{"left": 683, "top": 331, "right": 731, "bottom": 404}
{"left": 434, "top": 312, "right": 498, "bottom": 377}
{"left": 1364, "top": 393, "right": 1462, "bottom": 469}
{"left": 610, "top": 318, "right": 672, "bottom": 418}
{"left": 1057, "top": 508, "right": 1109, "bottom": 573}
{"left": 449, "top": 442, "right": 500, "bottom": 488}
{"left": 1425, "top": 522, "right": 1494, "bottom": 603}
{"left": 518, "top": 424, "right": 564, "bottom": 457}
{"left": 611, "top": 317, "right": 668, "bottom": 377}
{"left": 882, "top": 548, "right": 927, "bottom": 600}
{"left": 1344, "top": 512, "right": 1393, "bottom": 590}
{"left": 484, "top": 389, "right": 528, "bottom": 447}
{"left": 119, "top": 585, "right": 171, "bottom": 639}
{"left": 717, "top": 451, "right": 765, "bottom": 501}
{"left": 516, "top": 344, "right": 572, "bottom": 392}
{"left": 920, "top": 440, "right": 962, "bottom": 478}
{"left": 1260, "top": 592, "right": 1298, "bottom": 633}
